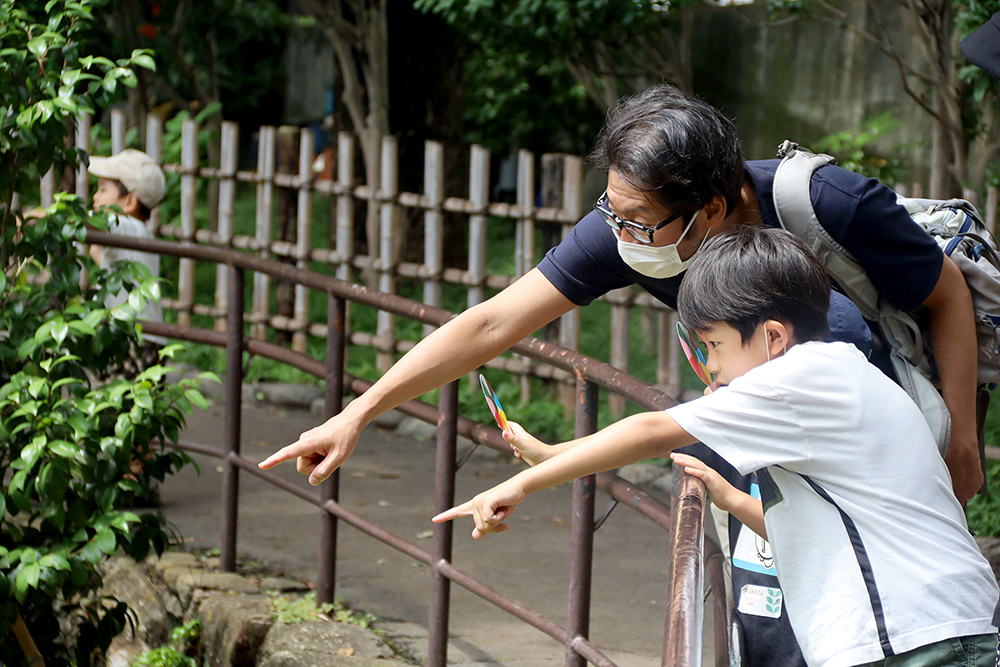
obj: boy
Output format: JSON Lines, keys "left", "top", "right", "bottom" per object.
{"left": 87, "top": 148, "right": 165, "bottom": 344}
{"left": 434, "top": 227, "right": 999, "bottom": 667}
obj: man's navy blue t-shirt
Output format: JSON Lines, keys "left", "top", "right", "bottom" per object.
{"left": 536, "top": 160, "right": 944, "bottom": 313}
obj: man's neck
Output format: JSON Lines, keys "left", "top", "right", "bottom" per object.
{"left": 727, "top": 182, "right": 762, "bottom": 227}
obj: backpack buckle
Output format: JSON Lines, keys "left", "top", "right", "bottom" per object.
{"left": 776, "top": 140, "right": 799, "bottom": 159}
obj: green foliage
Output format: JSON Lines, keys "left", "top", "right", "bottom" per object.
{"left": 269, "top": 591, "right": 378, "bottom": 629}
{"left": 116, "top": 0, "right": 293, "bottom": 124}
{"left": 0, "top": 1, "right": 209, "bottom": 664}
{"left": 967, "top": 387, "right": 1000, "bottom": 536}
{"left": 129, "top": 619, "right": 200, "bottom": 667}
{"left": 0, "top": 0, "right": 155, "bottom": 263}
{"left": 269, "top": 591, "right": 334, "bottom": 624}
{"left": 812, "top": 113, "right": 909, "bottom": 185}
{"left": 413, "top": 0, "right": 682, "bottom": 153}
{"left": 0, "top": 195, "right": 210, "bottom": 665}
{"left": 966, "top": 460, "right": 1000, "bottom": 537}
{"left": 956, "top": 0, "right": 1000, "bottom": 105}
{"left": 460, "top": 376, "right": 575, "bottom": 442}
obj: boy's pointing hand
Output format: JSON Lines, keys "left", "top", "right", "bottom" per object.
{"left": 433, "top": 478, "right": 529, "bottom": 539}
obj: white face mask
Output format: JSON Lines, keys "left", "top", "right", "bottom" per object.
{"left": 615, "top": 211, "right": 706, "bottom": 279}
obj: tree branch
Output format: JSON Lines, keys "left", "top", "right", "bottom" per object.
{"left": 296, "top": 0, "right": 361, "bottom": 45}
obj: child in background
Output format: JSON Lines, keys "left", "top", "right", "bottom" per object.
{"left": 435, "top": 227, "right": 999, "bottom": 667}
{"left": 87, "top": 148, "right": 165, "bottom": 345}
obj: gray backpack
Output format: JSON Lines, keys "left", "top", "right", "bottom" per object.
{"left": 773, "top": 140, "right": 1000, "bottom": 452}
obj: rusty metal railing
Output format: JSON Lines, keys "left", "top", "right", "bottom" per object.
{"left": 87, "top": 229, "right": 728, "bottom": 667}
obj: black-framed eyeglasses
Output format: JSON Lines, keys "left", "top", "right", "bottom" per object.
{"left": 593, "top": 191, "right": 685, "bottom": 245}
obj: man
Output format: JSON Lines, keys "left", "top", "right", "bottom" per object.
{"left": 261, "top": 85, "right": 983, "bottom": 666}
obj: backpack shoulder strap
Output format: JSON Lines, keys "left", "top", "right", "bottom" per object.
{"left": 772, "top": 141, "right": 881, "bottom": 321}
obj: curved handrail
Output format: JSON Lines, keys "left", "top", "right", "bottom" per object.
{"left": 88, "top": 229, "right": 720, "bottom": 667}
{"left": 143, "top": 321, "right": 676, "bottom": 531}
{"left": 87, "top": 230, "right": 676, "bottom": 412}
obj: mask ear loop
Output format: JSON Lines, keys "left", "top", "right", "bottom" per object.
{"left": 764, "top": 325, "right": 787, "bottom": 363}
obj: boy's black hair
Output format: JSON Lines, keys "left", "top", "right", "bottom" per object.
{"left": 113, "top": 179, "right": 152, "bottom": 221}
{"left": 677, "top": 227, "right": 831, "bottom": 344}
{"left": 589, "top": 84, "right": 745, "bottom": 218}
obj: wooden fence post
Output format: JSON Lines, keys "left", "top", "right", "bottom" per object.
{"left": 516, "top": 149, "right": 535, "bottom": 401}
{"left": 376, "top": 136, "right": 399, "bottom": 373}
{"left": 274, "top": 126, "right": 299, "bottom": 345}
{"left": 293, "top": 128, "right": 315, "bottom": 353}
{"left": 214, "top": 121, "right": 239, "bottom": 333}
{"left": 660, "top": 310, "right": 682, "bottom": 398}
{"left": 145, "top": 114, "right": 163, "bottom": 235}
{"left": 177, "top": 118, "right": 198, "bottom": 327}
{"left": 75, "top": 114, "right": 91, "bottom": 203}
{"left": 423, "top": 141, "right": 444, "bottom": 340}
{"left": 608, "top": 287, "right": 630, "bottom": 420}
{"left": 251, "top": 126, "right": 276, "bottom": 341}
{"left": 335, "top": 133, "right": 356, "bottom": 284}
{"left": 334, "top": 133, "right": 356, "bottom": 368}
{"left": 111, "top": 108, "right": 125, "bottom": 154}
{"left": 558, "top": 155, "right": 583, "bottom": 413}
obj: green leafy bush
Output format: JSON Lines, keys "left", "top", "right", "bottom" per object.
{"left": 1, "top": 1, "right": 209, "bottom": 664}
{"left": 129, "top": 618, "right": 200, "bottom": 667}
{"left": 812, "top": 113, "right": 909, "bottom": 186}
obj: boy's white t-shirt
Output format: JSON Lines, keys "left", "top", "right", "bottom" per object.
{"left": 101, "top": 214, "right": 164, "bottom": 344}
{"left": 667, "top": 341, "right": 998, "bottom": 667}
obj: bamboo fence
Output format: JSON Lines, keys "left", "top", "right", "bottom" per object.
{"left": 35, "top": 110, "right": 1000, "bottom": 418}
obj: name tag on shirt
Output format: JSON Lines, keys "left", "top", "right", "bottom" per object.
{"left": 738, "top": 584, "right": 783, "bottom": 619}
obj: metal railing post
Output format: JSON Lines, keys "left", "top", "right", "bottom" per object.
{"left": 317, "top": 294, "right": 346, "bottom": 603}
{"left": 566, "top": 373, "right": 598, "bottom": 667}
{"left": 220, "top": 265, "right": 245, "bottom": 572}
{"left": 706, "top": 536, "right": 730, "bottom": 667}
{"left": 662, "top": 468, "right": 707, "bottom": 667}
{"left": 428, "top": 380, "right": 460, "bottom": 667}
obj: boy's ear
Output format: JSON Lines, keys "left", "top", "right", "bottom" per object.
{"left": 764, "top": 319, "right": 793, "bottom": 357}
{"left": 120, "top": 192, "right": 142, "bottom": 217}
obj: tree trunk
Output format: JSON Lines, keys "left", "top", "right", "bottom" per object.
{"left": 930, "top": 91, "right": 951, "bottom": 198}
{"left": 305, "top": 0, "right": 393, "bottom": 289}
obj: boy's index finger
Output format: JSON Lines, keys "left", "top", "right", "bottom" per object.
{"left": 432, "top": 501, "right": 474, "bottom": 524}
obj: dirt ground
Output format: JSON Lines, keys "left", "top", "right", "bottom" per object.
{"left": 162, "top": 400, "right": 719, "bottom": 666}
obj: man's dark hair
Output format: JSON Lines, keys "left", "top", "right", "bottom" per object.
{"left": 678, "top": 227, "right": 830, "bottom": 344}
{"left": 114, "top": 179, "right": 152, "bottom": 221}
{"left": 589, "top": 84, "right": 745, "bottom": 217}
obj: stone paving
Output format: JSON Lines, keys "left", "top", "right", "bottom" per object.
{"left": 159, "top": 390, "right": 719, "bottom": 666}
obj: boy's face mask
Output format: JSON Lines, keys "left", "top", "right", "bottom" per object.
{"left": 614, "top": 211, "right": 707, "bottom": 279}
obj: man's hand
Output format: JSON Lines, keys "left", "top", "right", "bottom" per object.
{"left": 945, "top": 432, "right": 984, "bottom": 505}
{"left": 258, "top": 412, "right": 363, "bottom": 485}
{"left": 503, "top": 421, "right": 552, "bottom": 467}
{"left": 432, "top": 478, "right": 529, "bottom": 539}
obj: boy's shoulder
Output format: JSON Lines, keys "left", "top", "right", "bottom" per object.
{"left": 738, "top": 341, "right": 894, "bottom": 409}
{"left": 108, "top": 214, "right": 153, "bottom": 239}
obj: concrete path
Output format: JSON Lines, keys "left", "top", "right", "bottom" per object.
{"left": 163, "top": 400, "right": 719, "bottom": 666}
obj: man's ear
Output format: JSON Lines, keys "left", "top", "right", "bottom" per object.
{"left": 702, "top": 194, "right": 729, "bottom": 229}
{"left": 764, "top": 319, "right": 793, "bottom": 357}
{"left": 120, "top": 192, "right": 142, "bottom": 217}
